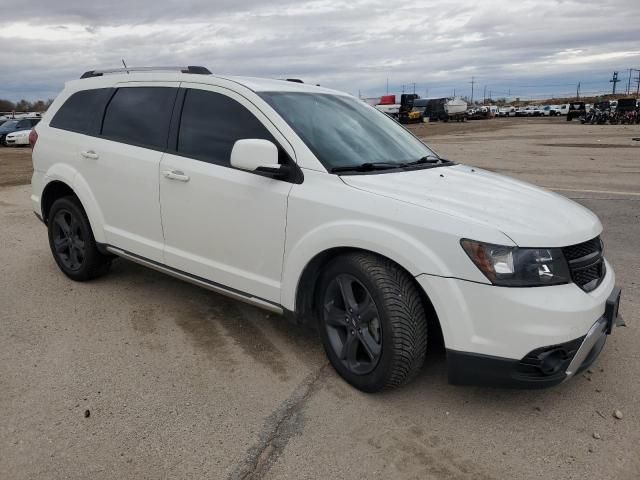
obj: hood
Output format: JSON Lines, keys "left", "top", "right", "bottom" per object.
{"left": 7, "top": 129, "right": 31, "bottom": 138}
{"left": 340, "top": 164, "right": 601, "bottom": 247}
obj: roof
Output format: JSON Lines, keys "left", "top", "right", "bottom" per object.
{"left": 69, "top": 68, "right": 347, "bottom": 96}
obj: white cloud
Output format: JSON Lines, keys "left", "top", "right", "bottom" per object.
{"left": 0, "top": 0, "right": 639, "bottom": 101}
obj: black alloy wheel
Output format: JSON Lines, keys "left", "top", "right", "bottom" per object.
{"left": 317, "top": 253, "right": 428, "bottom": 392}
{"left": 47, "top": 196, "right": 112, "bottom": 281}
{"left": 51, "top": 208, "right": 86, "bottom": 271}
{"left": 322, "top": 274, "right": 382, "bottom": 375}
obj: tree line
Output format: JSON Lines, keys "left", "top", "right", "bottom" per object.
{"left": 0, "top": 98, "right": 54, "bottom": 113}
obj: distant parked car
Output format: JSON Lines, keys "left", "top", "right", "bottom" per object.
{"left": 0, "top": 117, "right": 40, "bottom": 145}
{"left": 531, "top": 106, "right": 544, "bottom": 116}
{"left": 4, "top": 129, "right": 32, "bottom": 147}
{"left": 542, "top": 105, "right": 560, "bottom": 116}
{"left": 498, "top": 107, "right": 515, "bottom": 117}
{"left": 520, "top": 106, "right": 534, "bottom": 116}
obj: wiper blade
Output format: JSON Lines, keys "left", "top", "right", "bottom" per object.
{"left": 404, "top": 155, "right": 442, "bottom": 166}
{"left": 330, "top": 162, "right": 405, "bottom": 173}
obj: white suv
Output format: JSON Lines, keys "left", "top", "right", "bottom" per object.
{"left": 30, "top": 66, "right": 622, "bottom": 392}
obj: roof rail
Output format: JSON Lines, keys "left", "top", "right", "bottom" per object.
{"left": 80, "top": 66, "right": 211, "bottom": 79}
{"left": 285, "top": 78, "right": 304, "bottom": 83}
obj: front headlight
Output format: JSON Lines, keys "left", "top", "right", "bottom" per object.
{"left": 460, "top": 239, "right": 570, "bottom": 287}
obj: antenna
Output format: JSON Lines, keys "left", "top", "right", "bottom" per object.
{"left": 122, "top": 59, "right": 129, "bottom": 74}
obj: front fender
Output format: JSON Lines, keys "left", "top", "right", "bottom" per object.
{"left": 281, "top": 220, "right": 466, "bottom": 311}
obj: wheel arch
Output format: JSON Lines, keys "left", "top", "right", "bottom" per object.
{"left": 41, "top": 180, "right": 75, "bottom": 223}
{"left": 289, "top": 246, "right": 445, "bottom": 348}
{"left": 40, "top": 172, "right": 106, "bottom": 243}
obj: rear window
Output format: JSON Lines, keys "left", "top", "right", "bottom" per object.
{"left": 50, "top": 88, "right": 113, "bottom": 134}
{"left": 101, "top": 87, "right": 177, "bottom": 150}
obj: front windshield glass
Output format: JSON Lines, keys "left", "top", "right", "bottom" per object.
{"left": 0, "top": 120, "right": 18, "bottom": 130}
{"left": 259, "top": 92, "right": 438, "bottom": 171}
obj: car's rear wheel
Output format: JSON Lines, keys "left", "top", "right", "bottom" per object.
{"left": 47, "top": 196, "right": 112, "bottom": 281}
{"left": 317, "top": 253, "right": 428, "bottom": 392}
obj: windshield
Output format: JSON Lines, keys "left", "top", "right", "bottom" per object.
{"left": 0, "top": 120, "right": 19, "bottom": 130}
{"left": 259, "top": 92, "right": 439, "bottom": 172}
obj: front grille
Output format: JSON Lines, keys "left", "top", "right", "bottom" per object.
{"left": 562, "top": 236, "right": 605, "bottom": 292}
{"left": 563, "top": 237, "right": 602, "bottom": 261}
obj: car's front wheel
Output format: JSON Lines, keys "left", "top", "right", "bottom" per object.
{"left": 47, "top": 196, "right": 112, "bottom": 281}
{"left": 317, "top": 253, "right": 428, "bottom": 392}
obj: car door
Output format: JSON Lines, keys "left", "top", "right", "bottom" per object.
{"left": 77, "top": 83, "right": 179, "bottom": 262}
{"left": 159, "top": 85, "right": 295, "bottom": 304}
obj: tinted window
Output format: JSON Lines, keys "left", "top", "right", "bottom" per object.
{"left": 102, "top": 87, "right": 177, "bottom": 150}
{"left": 50, "top": 88, "right": 113, "bottom": 134}
{"left": 178, "top": 89, "right": 274, "bottom": 165}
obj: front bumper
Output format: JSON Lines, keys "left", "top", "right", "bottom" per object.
{"left": 446, "top": 287, "right": 623, "bottom": 388}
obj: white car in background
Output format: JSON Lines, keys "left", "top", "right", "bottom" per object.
{"left": 542, "top": 105, "right": 561, "bottom": 116}
{"left": 5, "top": 129, "right": 32, "bottom": 146}
{"left": 497, "top": 107, "right": 511, "bottom": 117}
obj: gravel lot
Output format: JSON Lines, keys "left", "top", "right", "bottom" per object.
{"left": 1, "top": 118, "right": 639, "bottom": 479}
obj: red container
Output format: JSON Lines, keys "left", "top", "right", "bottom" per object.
{"left": 379, "top": 95, "right": 396, "bottom": 105}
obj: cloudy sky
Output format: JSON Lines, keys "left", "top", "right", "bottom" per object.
{"left": 1, "top": 0, "right": 639, "bottom": 102}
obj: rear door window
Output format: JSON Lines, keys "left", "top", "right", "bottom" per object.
{"left": 101, "top": 87, "right": 177, "bottom": 150}
{"left": 177, "top": 89, "right": 275, "bottom": 165}
{"left": 50, "top": 88, "right": 113, "bottom": 135}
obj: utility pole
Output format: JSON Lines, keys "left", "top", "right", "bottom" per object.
{"left": 470, "top": 76, "right": 475, "bottom": 104}
{"left": 412, "top": 83, "right": 416, "bottom": 94}
{"left": 483, "top": 85, "right": 487, "bottom": 104}
{"left": 629, "top": 69, "right": 640, "bottom": 96}
{"left": 609, "top": 71, "right": 620, "bottom": 95}
{"left": 576, "top": 82, "right": 581, "bottom": 99}
{"left": 402, "top": 84, "right": 405, "bottom": 94}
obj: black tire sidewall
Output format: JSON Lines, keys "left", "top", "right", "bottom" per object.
{"left": 316, "top": 256, "right": 403, "bottom": 392}
{"left": 47, "top": 197, "right": 106, "bottom": 281}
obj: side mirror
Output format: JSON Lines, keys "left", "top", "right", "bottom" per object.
{"left": 230, "top": 139, "right": 290, "bottom": 178}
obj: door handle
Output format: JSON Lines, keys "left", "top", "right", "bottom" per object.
{"left": 162, "top": 170, "right": 190, "bottom": 182}
{"left": 80, "top": 150, "right": 99, "bottom": 160}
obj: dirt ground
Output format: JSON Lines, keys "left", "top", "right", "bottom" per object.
{"left": 0, "top": 146, "right": 32, "bottom": 187}
{"left": 1, "top": 118, "right": 639, "bottom": 479}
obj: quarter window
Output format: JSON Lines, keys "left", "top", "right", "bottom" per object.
{"left": 50, "top": 88, "right": 113, "bottom": 135}
{"left": 177, "top": 89, "right": 275, "bottom": 165}
{"left": 102, "top": 87, "right": 177, "bottom": 150}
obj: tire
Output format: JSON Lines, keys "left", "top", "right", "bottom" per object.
{"left": 316, "top": 253, "right": 428, "bottom": 392}
{"left": 47, "top": 196, "right": 112, "bottom": 281}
